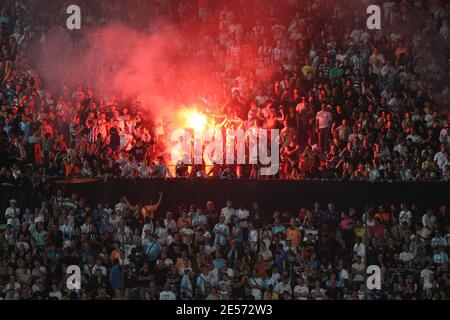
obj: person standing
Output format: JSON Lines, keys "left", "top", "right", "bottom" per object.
{"left": 316, "top": 104, "right": 333, "bottom": 153}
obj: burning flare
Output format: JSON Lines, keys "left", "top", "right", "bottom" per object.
{"left": 183, "top": 108, "right": 208, "bottom": 133}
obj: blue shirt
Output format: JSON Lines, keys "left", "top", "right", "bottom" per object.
{"left": 99, "top": 221, "right": 114, "bottom": 234}
{"left": 192, "top": 215, "right": 208, "bottom": 228}
{"left": 110, "top": 265, "right": 122, "bottom": 289}
{"left": 93, "top": 209, "right": 108, "bottom": 222}
{"left": 144, "top": 241, "right": 161, "bottom": 261}
{"left": 180, "top": 275, "right": 193, "bottom": 298}
{"left": 212, "top": 258, "right": 225, "bottom": 272}
{"left": 213, "top": 223, "right": 229, "bottom": 246}
{"left": 271, "top": 225, "right": 286, "bottom": 235}
{"left": 232, "top": 225, "right": 243, "bottom": 242}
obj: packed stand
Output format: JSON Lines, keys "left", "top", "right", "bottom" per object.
{"left": 1, "top": 0, "right": 450, "bottom": 183}
{"left": 0, "top": 190, "right": 449, "bottom": 300}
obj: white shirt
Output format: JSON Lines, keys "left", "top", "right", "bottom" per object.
{"left": 394, "top": 144, "right": 408, "bottom": 157}
{"left": 336, "top": 53, "right": 346, "bottom": 63}
{"left": 399, "top": 251, "right": 414, "bottom": 263}
{"left": 368, "top": 168, "right": 380, "bottom": 182}
{"left": 399, "top": 210, "right": 412, "bottom": 225}
{"left": 236, "top": 209, "right": 249, "bottom": 228}
{"left": 59, "top": 224, "right": 74, "bottom": 237}
{"left": 439, "top": 128, "right": 449, "bottom": 146}
{"left": 5, "top": 207, "right": 20, "bottom": 226}
{"left": 213, "top": 223, "right": 229, "bottom": 245}
{"left": 420, "top": 268, "right": 434, "bottom": 289}
{"left": 248, "top": 277, "right": 264, "bottom": 300}
{"left": 159, "top": 290, "right": 176, "bottom": 300}
{"left": 274, "top": 282, "right": 292, "bottom": 294}
{"left": 164, "top": 219, "right": 177, "bottom": 232}
{"left": 406, "top": 134, "right": 422, "bottom": 144}
{"left": 311, "top": 287, "right": 326, "bottom": 300}
{"left": 369, "top": 53, "right": 386, "bottom": 70}
{"left": 5, "top": 282, "right": 21, "bottom": 292}
{"left": 92, "top": 265, "right": 107, "bottom": 276}
{"left": 424, "top": 114, "right": 435, "bottom": 127}
{"left": 353, "top": 243, "right": 366, "bottom": 258}
{"left": 180, "top": 275, "right": 193, "bottom": 296}
{"left": 316, "top": 111, "right": 332, "bottom": 129}
{"left": 249, "top": 229, "right": 259, "bottom": 243}
{"left": 119, "top": 133, "right": 133, "bottom": 151}
{"left": 196, "top": 273, "right": 212, "bottom": 294}
{"left": 350, "top": 28, "right": 363, "bottom": 43}
{"left": 138, "top": 165, "right": 150, "bottom": 177}
{"left": 220, "top": 207, "right": 236, "bottom": 225}
{"left": 81, "top": 223, "right": 91, "bottom": 234}
{"left": 155, "top": 227, "right": 169, "bottom": 245}
{"left": 224, "top": 267, "right": 234, "bottom": 279}
{"left": 16, "top": 241, "right": 30, "bottom": 252}
{"left": 157, "top": 258, "right": 174, "bottom": 268}
{"left": 49, "top": 291, "right": 63, "bottom": 300}
{"left": 434, "top": 151, "right": 448, "bottom": 170}
{"left": 352, "top": 263, "right": 365, "bottom": 282}
{"left": 422, "top": 214, "right": 436, "bottom": 229}
{"left": 142, "top": 222, "right": 154, "bottom": 236}
{"left": 294, "top": 284, "right": 309, "bottom": 300}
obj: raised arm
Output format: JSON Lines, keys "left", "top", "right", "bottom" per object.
{"left": 155, "top": 192, "right": 164, "bottom": 208}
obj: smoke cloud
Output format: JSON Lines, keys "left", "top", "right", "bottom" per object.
{"left": 29, "top": 19, "right": 238, "bottom": 121}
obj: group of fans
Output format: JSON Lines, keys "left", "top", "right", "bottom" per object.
{"left": 0, "top": 0, "right": 449, "bottom": 182}
{"left": 0, "top": 0, "right": 449, "bottom": 301}
{"left": 1, "top": 191, "right": 449, "bottom": 300}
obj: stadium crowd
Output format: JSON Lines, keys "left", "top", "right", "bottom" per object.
{"left": 1, "top": 0, "right": 450, "bottom": 182}
{"left": 0, "top": 0, "right": 449, "bottom": 301}
{"left": 0, "top": 191, "right": 449, "bottom": 300}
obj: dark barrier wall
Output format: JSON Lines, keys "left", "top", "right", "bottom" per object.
{"left": 1, "top": 180, "right": 449, "bottom": 222}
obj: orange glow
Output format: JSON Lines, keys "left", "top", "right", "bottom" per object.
{"left": 187, "top": 111, "right": 207, "bottom": 132}
{"left": 178, "top": 107, "right": 208, "bottom": 133}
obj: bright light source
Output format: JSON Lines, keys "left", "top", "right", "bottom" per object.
{"left": 186, "top": 111, "right": 207, "bottom": 132}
